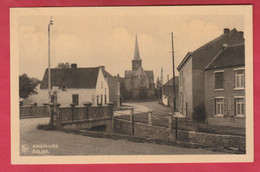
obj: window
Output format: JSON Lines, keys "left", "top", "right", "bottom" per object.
{"left": 100, "top": 95, "right": 103, "bottom": 105}
{"left": 215, "top": 98, "right": 224, "bottom": 116}
{"left": 235, "top": 69, "right": 245, "bottom": 89}
{"left": 72, "top": 94, "right": 79, "bottom": 105}
{"left": 96, "top": 95, "right": 99, "bottom": 105}
{"left": 215, "top": 71, "right": 224, "bottom": 90}
{"left": 235, "top": 97, "right": 245, "bottom": 117}
{"left": 104, "top": 95, "right": 107, "bottom": 105}
{"left": 101, "top": 81, "right": 103, "bottom": 89}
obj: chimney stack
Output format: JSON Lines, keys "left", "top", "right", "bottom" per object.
{"left": 238, "top": 31, "right": 244, "bottom": 38}
{"left": 224, "top": 28, "right": 230, "bottom": 35}
{"left": 99, "top": 66, "right": 105, "bottom": 70}
{"left": 71, "top": 63, "right": 77, "bottom": 69}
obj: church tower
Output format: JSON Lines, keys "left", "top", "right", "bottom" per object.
{"left": 132, "top": 35, "right": 142, "bottom": 71}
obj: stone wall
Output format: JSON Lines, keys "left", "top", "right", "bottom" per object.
{"left": 114, "top": 117, "right": 245, "bottom": 153}
{"left": 114, "top": 118, "right": 132, "bottom": 135}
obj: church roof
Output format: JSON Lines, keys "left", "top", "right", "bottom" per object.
{"left": 134, "top": 66, "right": 146, "bottom": 76}
{"left": 133, "top": 35, "right": 141, "bottom": 60}
{"left": 125, "top": 68, "right": 154, "bottom": 80}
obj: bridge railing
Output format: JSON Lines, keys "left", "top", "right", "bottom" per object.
{"left": 20, "top": 104, "right": 49, "bottom": 118}
{"left": 57, "top": 103, "right": 114, "bottom": 123}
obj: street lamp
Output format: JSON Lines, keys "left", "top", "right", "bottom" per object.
{"left": 48, "top": 17, "right": 53, "bottom": 103}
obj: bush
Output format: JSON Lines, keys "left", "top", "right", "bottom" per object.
{"left": 193, "top": 104, "right": 206, "bottom": 122}
{"left": 37, "top": 124, "right": 58, "bottom": 131}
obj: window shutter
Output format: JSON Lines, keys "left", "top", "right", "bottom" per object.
{"left": 224, "top": 98, "right": 227, "bottom": 116}
{"left": 212, "top": 98, "right": 215, "bottom": 116}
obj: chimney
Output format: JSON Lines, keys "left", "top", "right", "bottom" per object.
{"left": 71, "top": 63, "right": 77, "bottom": 69}
{"left": 224, "top": 28, "right": 230, "bottom": 35}
{"left": 223, "top": 43, "right": 228, "bottom": 49}
{"left": 238, "top": 31, "right": 244, "bottom": 38}
{"left": 99, "top": 66, "right": 105, "bottom": 70}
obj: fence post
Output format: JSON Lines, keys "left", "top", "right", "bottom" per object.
{"left": 108, "top": 102, "right": 115, "bottom": 133}
{"left": 31, "top": 103, "right": 36, "bottom": 116}
{"left": 148, "top": 111, "right": 153, "bottom": 126}
{"left": 70, "top": 103, "right": 76, "bottom": 121}
{"left": 130, "top": 108, "right": 134, "bottom": 136}
{"left": 84, "top": 102, "right": 92, "bottom": 119}
{"left": 108, "top": 102, "right": 114, "bottom": 117}
{"left": 168, "top": 115, "right": 172, "bottom": 130}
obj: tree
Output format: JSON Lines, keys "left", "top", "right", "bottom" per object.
{"left": 56, "top": 62, "right": 70, "bottom": 69}
{"left": 19, "top": 74, "right": 40, "bottom": 98}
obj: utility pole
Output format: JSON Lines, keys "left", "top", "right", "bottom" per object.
{"left": 171, "top": 32, "right": 176, "bottom": 112}
{"left": 171, "top": 32, "right": 177, "bottom": 140}
{"left": 48, "top": 17, "right": 53, "bottom": 103}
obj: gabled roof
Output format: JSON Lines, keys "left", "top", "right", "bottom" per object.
{"left": 177, "top": 28, "right": 244, "bottom": 71}
{"left": 205, "top": 43, "right": 245, "bottom": 70}
{"left": 134, "top": 66, "right": 146, "bottom": 76}
{"left": 163, "top": 76, "right": 179, "bottom": 86}
{"left": 125, "top": 70, "right": 135, "bottom": 78}
{"left": 125, "top": 68, "right": 154, "bottom": 80}
{"left": 40, "top": 67, "right": 100, "bottom": 89}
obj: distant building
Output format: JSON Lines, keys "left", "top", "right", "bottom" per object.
{"left": 123, "top": 35, "right": 155, "bottom": 100}
{"left": 177, "top": 28, "right": 244, "bottom": 120}
{"left": 205, "top": 43, "right": 245, "bottom": 127}
{"left": 24, "top": 64, "right": 118, "bottom": 106}
{"left": 162, "top": 76, "right": 179, "bottom": 110}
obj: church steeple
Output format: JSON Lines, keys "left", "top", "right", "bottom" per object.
{"left": 134, "top": 35, "right": 141, "bottom": 60}
{"left": 132, "top": 34, "right": 142, "bottom": 71}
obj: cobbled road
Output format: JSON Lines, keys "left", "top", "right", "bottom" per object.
{"left": 20, "top": 117, "right": 221, "bottom": 156}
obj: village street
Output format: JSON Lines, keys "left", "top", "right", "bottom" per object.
{"left": 20, "top": 116, "right": 220, "bottom": 156}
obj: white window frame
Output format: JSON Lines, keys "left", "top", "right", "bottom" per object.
{"left": 234, "top": 96, "right": 245, "bottom": 118}
{"left": 215, "top": 97, "right": 224, "bottom": 117}
{"left": 214, "top": 70, "right": 224, "bottom": 91}
{"left": 234, "top": 68, "right": 245, "bottom": 90}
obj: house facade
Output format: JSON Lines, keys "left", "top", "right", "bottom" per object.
{"left": 162, "top": 77, "right": 179, "bottom": 110}
{"left": 177, "top": 28, "right": 244, "bottom": 120}
{"left": 24, "top": 65, "right": 118, "bottom": 106}
{"left": 205, "top": 44, "right": 245, "bottom": 127}
{"left": 123, "top": 35, "right": 155, "bottom": 100}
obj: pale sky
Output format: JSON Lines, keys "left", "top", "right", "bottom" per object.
{"left": 15, "top": 6, "right": 244, "bottom": 84}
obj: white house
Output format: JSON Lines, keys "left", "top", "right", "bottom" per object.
{"left": 24, "top": 64, "right": 112, "bottom": 107}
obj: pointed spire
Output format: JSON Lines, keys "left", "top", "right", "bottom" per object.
{"left": 134, "top": 34, "right": 141, "bottom": 60}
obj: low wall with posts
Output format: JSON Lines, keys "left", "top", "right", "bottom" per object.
{"left": 20, "top": 104, "right": 49, "bottom": 118}
{"left": 114, "top": 109, "right": 245, "bottom": 153}
{"left": 53, "top": 103, "right": 115, "bottom": 132}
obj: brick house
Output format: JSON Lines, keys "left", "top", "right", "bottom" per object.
{"left": 204, "top": 43, "right": 245, "bottom": 127}
{"left": 177, "top": 28, "right": 244, "bottom": 120}
{"left": 24, "top": 65, "right": 119, "bottom": 106}
{"left": 162, "top": 76, "right": 179, "bottom": 110}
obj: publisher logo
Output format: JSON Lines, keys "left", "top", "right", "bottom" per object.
{"left": 21, "top": 144, "right": 29, "bottom": 153}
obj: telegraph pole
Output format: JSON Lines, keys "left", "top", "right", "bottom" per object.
{"left": 171, "top": 32, "right": 176, "bottom": 112}
{"left": 171, "top": 32, "right": 177, "bottom": 140}
{"left": 48, "top": 17, "right": 53, "bottom": 103}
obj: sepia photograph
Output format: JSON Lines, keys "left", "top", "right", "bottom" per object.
{"left": 10, "top": 5, "right": 253, "bottom": 164}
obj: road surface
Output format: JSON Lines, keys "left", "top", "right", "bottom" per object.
{"left": 20, "top": 117, "right": 222, "bottom": 156}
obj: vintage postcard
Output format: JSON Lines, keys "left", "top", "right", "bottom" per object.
{"left": 10, "top": 5, "right": 253, "bottom": 164}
